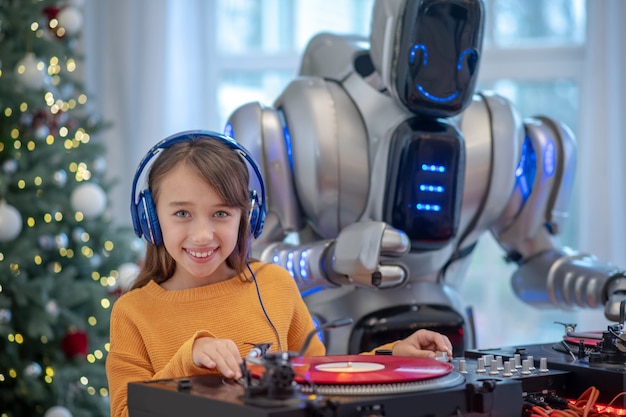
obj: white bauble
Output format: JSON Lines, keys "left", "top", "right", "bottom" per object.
{"left": 44, "top": 406, "right": 72, "bottom": 417}
{"left": 0, "top": 202, "right": 22, "bottom": 242}
{"left": 14, "top": 53, "right": 47, "bottom": 90}
{"left": 57, "top": 6, "right": 83, "bottom": 36}
{"left": 117, "top": 262, "right": 141, "bottom": 292}
{"left": 70, "top": 183, "right": 107, "bottom": 219}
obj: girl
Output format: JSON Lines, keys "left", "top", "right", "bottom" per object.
{"left": 106, "top": 131, "right": 453, "bottom": 417}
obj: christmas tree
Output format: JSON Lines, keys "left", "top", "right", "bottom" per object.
{"left": 0, "top": 1, "right": 143, "bottom": 416}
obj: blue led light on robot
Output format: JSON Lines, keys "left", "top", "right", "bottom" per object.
{"left": 543, "top": 140, "right": 556, "bottom": 176}
{"left": 299, "top": 250, "right": 309, "bottom": 278}
{"left": 422, "top": 164, "right": 446, "bottom": 173}
{"left": 515, "top": 136, "right": 537, "bottom": 202}
{"left": 417, "top": 85, "right": 460, "bottom": 103}
{"left": 311, "top": 316, "right": 325, "bottom": 344}
{"left": 301, "top": 286, "right": 326, "bottom": 298}
{"left": 409, "top": 44, "right": 428, "bottom": 65}
{"left": 223, "top": 122, "right": 234, "bottom": 138}
{"left": 286, "top": 252, "right": 295, "bottom": 276}
{"left": 277, "top": 109, "right": 295, "bottom": 173}
{"left": 416, "top": 203, "right": 442, "bottom": 212}
{"left": 457, "top": 49, "right": 477, "bottom": 71}
{"left": 420, "top": 184, "right": 444, "bottom": 192}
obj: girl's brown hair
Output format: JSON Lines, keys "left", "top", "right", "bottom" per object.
{"left": 131, "top": 135, "right": 252, "bottom": 289}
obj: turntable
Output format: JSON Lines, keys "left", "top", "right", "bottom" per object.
{"left": 127, "top": 319, "right": 626, "bottom": 417}
{"left": 128, "top": 349, "right": 575, "bottom": 417}
{"left": 465, "top": 321, "right": 626, "bottom": 409}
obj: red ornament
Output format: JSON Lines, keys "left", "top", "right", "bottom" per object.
{"left": 43, "top": 5, "right": 61, "bottom": 21}
{"left": 61, "top": 328, "right": 88, "bottom": 359}
{"left": 42, "top": 5, "right": 66, "bottom": 39}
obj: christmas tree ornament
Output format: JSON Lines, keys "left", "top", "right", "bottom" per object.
{"left": 14, "top": 52, "right": 47, "bottom": 90}
{"left": 38, "top": 234, "right": 56, "bottom": 250}
{"left": 46, "top": 299, "right": 60, "bottom": 318}
{"left": 35, "top": 124, "right": 50, "bottom": 140}
{"left": 44, "top": 405, "right": 73, "bottom": 417}
{"left": 20, "top": 111, "right": 34, "bottom": 125}
{"left": 90, "top": 253, "right": 102, "bottom": 268}
{"left": 0, "top": 308, "right": 12, "bottom": 324}
{"left": 92, "top": 156, "right": 107, "bottom": 174}
{"left": 117, "top": 262, "right": 141, "bottom": 292}
{"left": 70, "top": 182, "right": 107, "bottom": 219}
{"left": 56, "top": 6, "right": 83, "bottom": 36}
{"left": 2, "top": 159, "right": 18, "bottom": 174}
{"left": 71, "top": 227, "right": 86, "bottom": 242}
{"left": 53, "top": 169, "right": 68, "bottom": 187}
{"left": 0, "top": 201, "right": 22, "bottom": 242}
{"left": 24, "top": 362, "right": 43, "bottom": 377}
{"left": 54, "top": 232, "right": 69, "bottom": 249}
{"left": 61, "top": 328, "right": 88, "bottom": 359}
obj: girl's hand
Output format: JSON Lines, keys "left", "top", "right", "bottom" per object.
{"left": 392, "top": 329, "right": 453, "bottom": 361}
{"left": 192, "top": 337, "right": 243, "bottom": 379}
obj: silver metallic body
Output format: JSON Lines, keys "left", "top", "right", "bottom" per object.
{"left": 227, "top": 30, "right": 626, "bottom": 354}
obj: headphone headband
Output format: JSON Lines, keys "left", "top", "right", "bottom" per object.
{"left": 130, "top": 130, "right": 266, "bottom": 244}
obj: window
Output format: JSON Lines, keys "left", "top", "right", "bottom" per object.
{"left": 211, "top": 0, "right": 373, "bottom": 130}
{"left": 209, "top": 0, "right": 592, "bottom": 348}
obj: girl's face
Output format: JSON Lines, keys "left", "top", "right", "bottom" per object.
{"left": 155, "top": 163, "right": 242, "bottom": 289}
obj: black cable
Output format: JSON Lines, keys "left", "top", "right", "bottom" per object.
{"left": 248, "top": 263, "right": 283, "bottom": 353}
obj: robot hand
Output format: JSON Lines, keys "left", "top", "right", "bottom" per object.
{"left": 605, "top": 275, "right": 626, "bottom": 322}
{"left": 328, "top": 221, "right": 410, "bottom": 289}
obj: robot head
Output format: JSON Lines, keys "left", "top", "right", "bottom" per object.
{"left": 370, "top": 0, "right": 485, "bottom": 118}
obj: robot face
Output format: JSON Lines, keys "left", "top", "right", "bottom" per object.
{"left": 394, "top": 0, "right": 484, "bottom": 118}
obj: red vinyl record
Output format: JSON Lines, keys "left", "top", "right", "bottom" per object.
{"left": 290, "top": 355, "right": 453, "bottom": 385}
{"left": 563, "top": 331, "right": 603, "bottom": 347}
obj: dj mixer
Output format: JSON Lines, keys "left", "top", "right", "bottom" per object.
{"left": 127, "top": 323, "right": 626, "bottom": 417}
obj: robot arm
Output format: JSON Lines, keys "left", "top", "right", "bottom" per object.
{"left": 255, "top": 222, "right": 411, "bottom": 294}
{"left": 226, "top": 79, "right": 411, "bottom": 294}
{"left": 491, "top": 116, "right": 626, "bottom": 321}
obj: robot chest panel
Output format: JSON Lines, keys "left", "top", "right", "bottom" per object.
{"left": 382, "top": 118, "right": 465, "bottom": 251}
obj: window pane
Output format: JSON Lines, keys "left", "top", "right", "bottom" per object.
{"left": 490, "top": 0, "right": 586, "bottom": 46}
{"left": 217, "top": 0, "right": 373, "bottom": 54}
{"left": 218, "top": 70, "right": 294, "bottom": 129}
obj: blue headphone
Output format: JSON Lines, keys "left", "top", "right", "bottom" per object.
{"left": 130, "top": 130, "right": 266, "bottom": 245}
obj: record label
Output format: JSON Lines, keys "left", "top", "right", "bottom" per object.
{"left": 291, "top": 355, "right": 453, "bottom": 385}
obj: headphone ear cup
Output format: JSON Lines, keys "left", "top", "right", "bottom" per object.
{"left": 139, "top": 190, "right": 163, "bottom": 246}
{"left": 248, "top": 190, "right": 261, "bottom": 238}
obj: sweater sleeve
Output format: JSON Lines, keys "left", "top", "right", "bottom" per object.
{"left": 106, "top": 300, "right": 213, "bottom": 417}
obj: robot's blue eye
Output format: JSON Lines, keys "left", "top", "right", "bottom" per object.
{"left": 409, "top": 44, "right": 428, "bottom": 66}
{"left": 457, "top": 48, "right": 478, "bottom": 72}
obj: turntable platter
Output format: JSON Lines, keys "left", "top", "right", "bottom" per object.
{"left": 291, "top": 355, "right": 453, "bottom": 385}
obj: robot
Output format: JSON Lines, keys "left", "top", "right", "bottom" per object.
{"left": 225, "top": 0, "right": 626, "bottom": 355}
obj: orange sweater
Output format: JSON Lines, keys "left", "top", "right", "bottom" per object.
{"left": 106, "top": 262, "right": 325, "bottom": 417}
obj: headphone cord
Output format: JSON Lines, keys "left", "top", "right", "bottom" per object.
{"left": 248, "top": 263, "right": 283, "bottom": 353}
